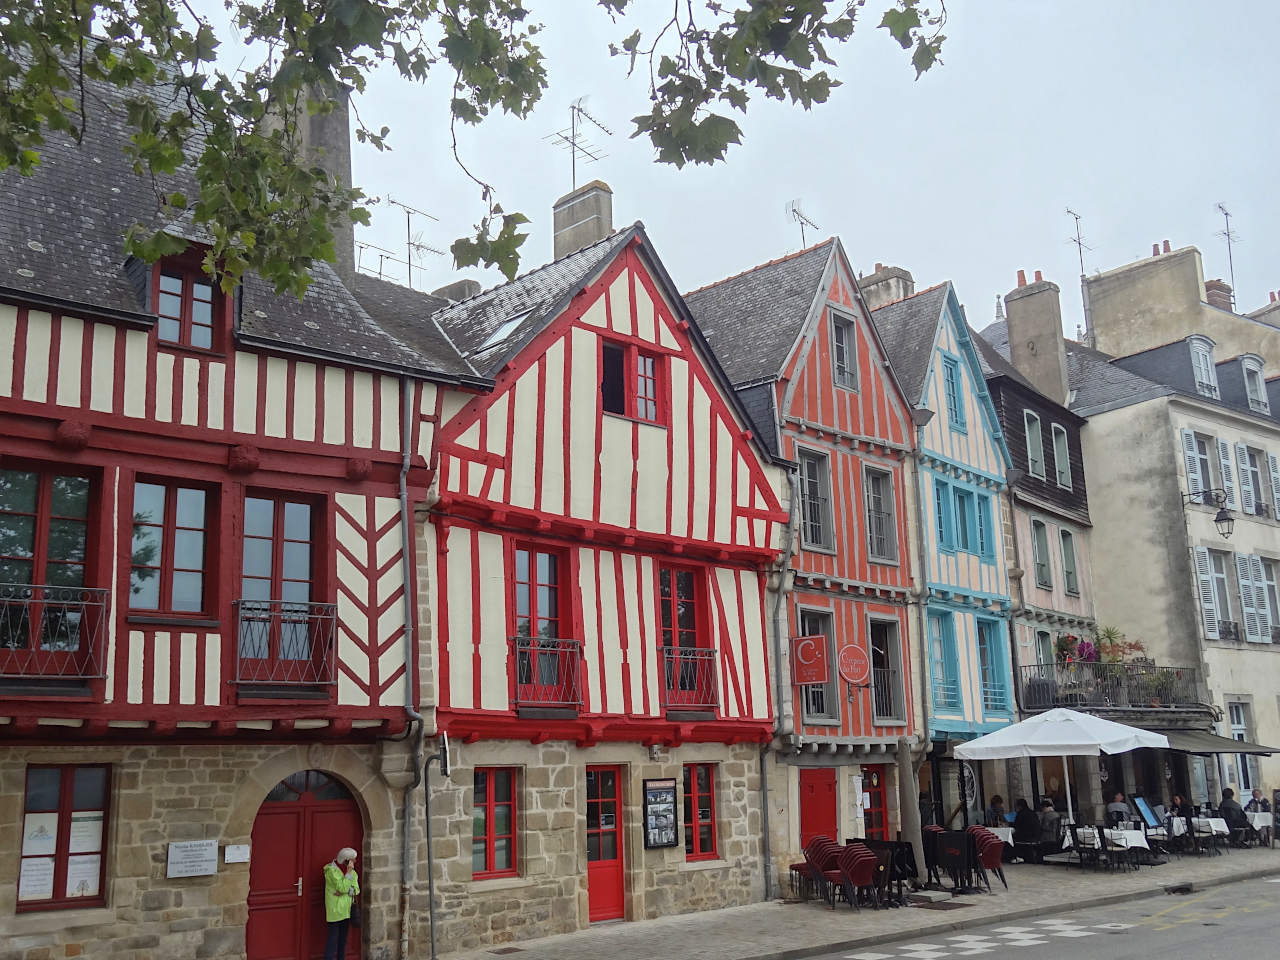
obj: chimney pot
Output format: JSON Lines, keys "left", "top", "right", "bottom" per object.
{"left": 858, "top": 265, "right": 915, "bottom": 309}
{"left": 1034, "top": 269, "right": 1043, "bottom": 283}
{"left": 1163, "top": 240, "right": 1171, "bottom": 253}
{"left": 1271, "top": 291, "right": 1277, "bottom": 303}
{"left": 1152, "top": 243, "right": 1160, "bottom": 256}
{"left": 552, "top": 180, "right": 614, "bottom": 260}
{"left": 1017, "top": 269, "right": 1027, "bottom": 287}
{"left": 875, "top": 263, "right": 884, "bottom": 272}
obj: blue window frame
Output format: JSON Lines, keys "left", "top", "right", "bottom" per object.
{"left": 928, "top": 612, "right": 961, "bottom": 709}
{"left": 976, "top": 619, "right": 1008, "bottom": 712}
{"left": 941, "top": 355, "right": 965, "bottom": 431}
{"left": 953, "top": 489, "right": 976, "bottom": 552}
{"left": 976, "top": 494, "right": 994, "bottom": 561}
{"left": 933, "top": 479, "right": 954, "bottom": 551}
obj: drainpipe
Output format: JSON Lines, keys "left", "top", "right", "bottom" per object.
{"left": 398, "top": 376, "right": 426, "bottom": 960}
{"left": 906, "top": 408, "right": 934, "bottom": 878}
{"left": 761, "top": 467, "right": 800, "bottom": 901}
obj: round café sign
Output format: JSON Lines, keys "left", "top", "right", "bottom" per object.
{"left": 838, "top": 644, "right": 870, "bottom": 684}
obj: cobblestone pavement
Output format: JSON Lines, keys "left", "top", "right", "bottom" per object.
{"left": 441, "top": 847, "right": 1280, "bottom": 960}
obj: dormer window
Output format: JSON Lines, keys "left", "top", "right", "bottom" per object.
{"left": 152, "top": 253, "right": 223, "bottom": 351}
{"left": 1189, "top": 335, "right": 1219, "bottom": 399}
{"left": 1243, "top": 358, "right": 1269, "bottom": 414}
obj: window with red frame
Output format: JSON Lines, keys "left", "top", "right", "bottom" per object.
{"left": 512, "top": 546, "right": 580, "bottom": 706}
{"left": 238, "top": 494, "right": 319, "bottom": 676}
{"left": 130, "top": 481, "right": 210, "bottom": 615}
{"left": 473, "top": 767, "right": 517, "bottom": 877}
{"left": 658, "top": 567, "right": 702, "bottom": 650}
{"left": 19, "top": 765, "right": 110, "bottom": 910}
{"left": 0, "top": 467, "right": 92, "bottom": 652}
{"left": 155, "top": 259, "right": 218, "bottom": 350}
{"left": 683, "top": 763, "right": 717, "bottom": 860}
{"left": 601, "top": 341, "right": 663, "bottom": 424}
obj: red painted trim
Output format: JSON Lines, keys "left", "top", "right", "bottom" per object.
{"left": 612, "top": 550, "right": 633, "bottom": 715}
{"left": 436, "top": 709, "right": 772, "bottom": 746}
{"left": 470, "top": 526, "right": 483, "bottom": 709}
{"left": 708, "top": 573, "right": 743, "bottom": 717}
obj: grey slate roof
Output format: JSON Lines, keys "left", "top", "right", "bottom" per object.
{"left": 683, "top": 240, "right": 836, "bottom": 385}
{"left": 347, "top": 274, "right": 475, "bottom": 379}
{"left": 867, "top": 283, "right": 952, "bottom": 404}
{"left": 978, "top": 320, "right": 1171, "bottom": 416}
{"left": 971, "top": 332, "right": 1036, "bottom": 391}
{"left": 0, "top": 68, "right": 471, "bottom": 380}
{"left": 431, "top": 226, "right": 639, "bottom": 379}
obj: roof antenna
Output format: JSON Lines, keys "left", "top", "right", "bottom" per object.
{"left": 545, "top": 97, "right": 612, "bottom": 190}
{"left": 785, "top": 199, "right": 819, "bottom": 247}
{"left": 994, "top": 294, "right": 1005, "bottom": 322}
{"left": 386, "top": 196, "right": 440, "bottom": 290}
{"left": 1216, "top": 202, "right": 1239, "bottom": 310}
{"left": 1066, "top": 207, "right": 1095, "bottom": 347}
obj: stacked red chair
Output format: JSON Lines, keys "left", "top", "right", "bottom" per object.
{"left": 788, "top": 837, "right": 840, "bottom": 901}
{"left": 823, "top": 841, "right": 881, "bottom": 911}
{"left": 968, "top": 827, "right": 1008, "bottom": 890}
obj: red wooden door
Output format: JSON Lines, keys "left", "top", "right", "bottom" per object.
{"left": 862, "top": 765, "right": 888, "bottom": 840}
{"left": 247, "top": 771, "right": 363, "bottom": 960}
{"left": 586, "top": 766, "right": 625, "bottom": 922}
{"left": 799, "top": 768, "right": 838, "bottom": 847}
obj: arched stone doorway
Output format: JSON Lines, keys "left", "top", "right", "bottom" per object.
{"left": 247, "top": 770, "right": 365, "bottom": 960}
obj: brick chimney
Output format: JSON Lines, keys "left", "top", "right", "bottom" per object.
{"left": 552, "top": 181, "right": 613, "bottom": 260}
{"left": 298, "top": 82, "right": 355, "bottom": 288}
{"left": 1004, "top": 271, "right": 1069, "bottom": 405}
{"left": 1204, "top": 277, "right": 1234, "bottom": 312}
{"left": 859, "top": 264, "right": 915, "bottom": 309}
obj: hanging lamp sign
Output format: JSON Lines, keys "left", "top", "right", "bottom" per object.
{"left": 790, "top": 635, "right": 829, "bottom": 685}
{"left": 838, "top": 644, "right": 870, "bottom": 685}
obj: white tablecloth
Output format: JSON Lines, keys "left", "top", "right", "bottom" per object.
{"left": 989, "top": 827, "right": 1014, "bottom": 845}
{"left": 1247, "top": 812, "right": 1272, "bottom": 830}
{"left": 1062, "top": 828, "right": 1149, "bottom": 851}
{"left": 1169, "top": 817, "right": 1229, "bottom": 837}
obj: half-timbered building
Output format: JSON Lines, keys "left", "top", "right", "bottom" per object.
{"left": 0, "top": 78, "right": 476, "bottom": 960}
{"left": 863, "top": 269, "right": 1016, "bottom": 827}
{"left": 411, "top": 192, "right": 788, "bottom": 952}
{"left": 685, "top": 239, "right": 919, "bottom": 884}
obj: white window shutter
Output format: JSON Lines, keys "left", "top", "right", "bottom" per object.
{"left": 1217, "top": 438, "right": 1237, "bottom": 508}
{"left": 1268, "top": 452, "right": 1280, "bottom": 510}
{"left": 1181, "top": 429, "right": 1203, "bottom": 494}
{"left": 1235, "top": 443, "right": 1255, "bottom": 514}
{"left": 1195, "top": 547, "right": 1219, "bottom": 640}
{"left": 1236, "top": 553, "right": 1261, "bottom": 641}
{"left": 1251, "top": 555, "right": 1272, "bottom": 641}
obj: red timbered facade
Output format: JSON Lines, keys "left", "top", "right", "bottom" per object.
{"left": 416, "top": 220, "right": 788, "bottom": 950}
{"left": 687, "top": 238, "right": 919, "bottom": 882}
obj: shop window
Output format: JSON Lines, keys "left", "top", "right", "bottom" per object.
{"left": 130, "top": 480, "right": 211, "bottom": 616}
{"left": 473, "top": 767, "right": 518, "bottom": 878}
{"left": 19, "top": 765, "right": 110, "bottom": 910}
{"left": 683, "top": 763, "right": 717, "bottom": 861}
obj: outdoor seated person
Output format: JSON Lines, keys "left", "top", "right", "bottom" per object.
{"left": 984, "top": 794, "right": 1006, "bottom": 828}
{"left": 1219, "top": 788, "right": 1249, "bottom": 843}
{"left": 1245, "top": 788, "right": 1271, "bottom": 813}
{"left": 1168, "top": 794, "right": 1191, "bottom": 818}
{"left": 1011, "top": 799, "right": 1042, "bottom": 862}
{"left": 1038, "top": 799, "right": 1062, "bottom": 850}
{"left": 1104, "top": 791, "right": 1134, "bottom": 827}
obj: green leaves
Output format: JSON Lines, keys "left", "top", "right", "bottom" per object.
{"left": 878, "top": 1, "right": 947, "bottom": 78}
{"left": 450, "top": 211, "right": 530, "bottom": 281}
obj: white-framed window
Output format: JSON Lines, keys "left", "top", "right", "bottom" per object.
{"left": 1235, "top": 553, "right": 1273, "bottom": 643}
{"left": 864, "top": 466, "right": 897, "bottom": 562}
{"left": 1051, "top": 423, "right": 1072, "bottom": 488}
{"left": 1024, "top": 410, "right": 1045, "bottom": 478}
{"left": 1180, "top": 429, "right": 1214, "bottom": 498}
{"left": 1189, "top": 335, "right": 1219, "bottom": 398}
{"left": 1262, "top": 559, "right": 1280, "bottom": 643}
{"left": 1210, "top": 549, "right": 1234, "bottom": 628}
{"left": 831, "top": 313, "right": 857, "bottom": 390}
{"left": 1196, "top": 546, "right": 1236, "bottom": 640}
{"left": 1244, "top": 359, "right": 1269, "bottom": 414}
{"left": 1035, "top": 629, "right": 1054, "bottom": 666}
{"left": 1228, "top": 701, "right": 1255, "bottom": 791}
{"left": 799, "top": 608, "right": 838, "bottom": 722}
{"left": 798, "top": 449, "right": 834, "bottom": 550}
{"left": 1059, "top": 529, "right": 1080, "bottom": 595}
{"left": 1031, "top": 519, "right": 1052, "bottom": 588}
{"left": 1240, "top": 446, "right": 1270, "bottom": 518}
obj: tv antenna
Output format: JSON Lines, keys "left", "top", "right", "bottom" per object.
{"left": 1066, "top": 207, "right": 1095, "bottom": 346}
{"left": 785, "top": 199, "right": 820, "bottom": 247}
{"left": 545, "top": 97, "right": 612, "bottom": 190}
{"left": 386, "top": 196, "right": 441, "bottom": 290}
{"left": 1216, "top": 202, "right": 1239, "bottom": 309}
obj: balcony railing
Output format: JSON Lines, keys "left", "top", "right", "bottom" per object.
{"left": 931, "top": 676, "right": 961, "bottom": 710}
{"left": 0, "top": 584, "right": 110, "bottom": 680}
{"left": 872, "top": 667, "right": 905, "bottom": 722}
{"left": 982, "top": 683, "right": 1010, "bottom": 713}
{"left": 235, "top": 600, "right": 336, "bottom": 686}
{"left": 660, "top": 646, "right": 719, "bottom": 712}
{"left": 511, "top": 636, "right": 583, "bottom": 709}
{"left": 1019, "top": 661, "right": 1199, "bottom": 711}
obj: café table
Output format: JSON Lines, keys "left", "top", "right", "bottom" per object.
{"left": 988, "top": 827, "right": 1015, "bottom": 846}
{"left": 1246, "top": 812, "right": 1272, "bottom": 845}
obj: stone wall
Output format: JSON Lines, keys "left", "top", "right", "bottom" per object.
{"left": 0, "top": 740, "right": 407, "bottom": 960}
{"left": 417, "top": 738, "right": 764, "bottom": 955}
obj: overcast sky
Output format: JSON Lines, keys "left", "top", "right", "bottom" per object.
{"left": 208, "top": 1, "right": 1280, "bottom": 336}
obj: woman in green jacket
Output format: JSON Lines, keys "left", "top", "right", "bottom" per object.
{"left": 323, "top": 847, "right": 360, "bottom": 960}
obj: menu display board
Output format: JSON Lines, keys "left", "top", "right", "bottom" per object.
{"left": 643, "top": 778, "right": 679, "bottom": 849}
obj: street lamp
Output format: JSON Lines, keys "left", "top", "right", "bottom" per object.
{"left": 1213, "top": 507, "right": 1235, "bottom": 540}
{"left": 1181, "top": 488, "right": 1235, "bottom": 541}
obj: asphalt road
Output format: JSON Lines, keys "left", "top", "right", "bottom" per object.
{"left": 807, "top": 876, "right": 1280, "bottom": 960}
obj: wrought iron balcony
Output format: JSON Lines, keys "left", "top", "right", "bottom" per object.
{"left": 0, "top": 584, "right": 110, "bottom": 681}
{"left": 1019, "top": 660, "right": 1199, "bottom": 712}
{"left": 234, "top": 600, "right": 336, "bottom": 687}
{"left": 982, "top": 682, "right": 1010, "bottom": 713}
{"left": 511, "top": 636, "right": 583, "bottom": 709}
{"left": 660, "top": 646, "right": 719, "bottom": 712}
{"left": 872, "top": 666, "right": 905, "bottom": 722}
{"left": 931, "top": 676, "right": 961, "bottom": 710}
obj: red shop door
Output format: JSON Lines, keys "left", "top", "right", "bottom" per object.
{"left": 799, "top": 768, "right": 838, "bottom": 848}
{"left": 862, "top": 765, "right": 888, "bottom": 840}
{"left": 586, "top": 765, "right": 625, "bottom": 922}
{"left": 247, "top": 771, "right": 364, "bottom": 960}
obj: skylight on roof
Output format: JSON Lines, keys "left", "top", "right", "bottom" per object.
{"left": 475, "top": 309, "right": 533, "bottom": 353}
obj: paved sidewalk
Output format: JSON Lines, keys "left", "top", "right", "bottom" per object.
{"left": 443, "top": 847, "right": 1280, "bottom": 960}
